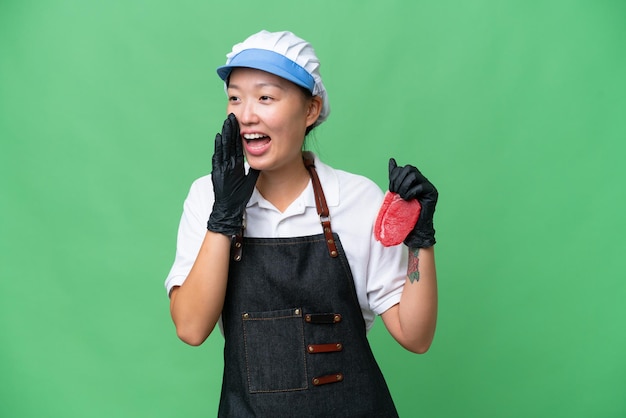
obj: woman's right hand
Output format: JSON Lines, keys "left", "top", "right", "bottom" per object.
{"left": 171, "top": 114, "right": 257, "bottom": 345}
{"left": 207, "top": 113, "right": 260, "bottom": 236}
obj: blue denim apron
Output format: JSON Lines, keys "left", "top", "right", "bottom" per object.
{"left": 217, "top": 158, "right": 399, "bottom": 417}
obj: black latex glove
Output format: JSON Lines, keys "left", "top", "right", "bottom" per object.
{"left": 207, "top": 113, "right": 260, "bottom": 236}
{"left": 388, "top": 158, "right": 438, "bottom": 248}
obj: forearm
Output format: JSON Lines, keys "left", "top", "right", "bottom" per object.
{"left": 382, "top": 246, "right": 438, "bottom": 353}
{"left": 169, "top": 230, "right": 231, "bottom": 346}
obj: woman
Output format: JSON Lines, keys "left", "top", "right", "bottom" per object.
{"left": 165, "top": 30, "right": 438, "bottom": 417}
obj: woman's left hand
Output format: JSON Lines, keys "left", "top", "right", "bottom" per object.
{"left": 388, "top": 158, "right": 438, "bottom": 248}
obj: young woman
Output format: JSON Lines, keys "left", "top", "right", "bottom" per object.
{"left": 165, "top": 30, "right": 438, "bottom": 417}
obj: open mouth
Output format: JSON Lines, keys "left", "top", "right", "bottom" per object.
{"left": 242, "top": 133, "right": 271, "bottom": 155}
{"left": 243, "top": 133, "right": 268, "bottom": 140}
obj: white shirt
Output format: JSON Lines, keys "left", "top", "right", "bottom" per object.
{"left": 165, "top": 153, "right": 408, "bottom": 331}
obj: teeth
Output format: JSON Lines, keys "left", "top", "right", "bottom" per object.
{"left": 243, "top": 133, "right": 268, "bottom": 140}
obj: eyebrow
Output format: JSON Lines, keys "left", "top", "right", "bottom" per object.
{"left": 228, "top": 81, "right": 286, "bottom": 91}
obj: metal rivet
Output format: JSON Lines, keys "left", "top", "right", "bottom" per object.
{"left": 331, "top": 251, "right": 338, "bottom": 257}
{"left": 336, "top": 343, "right": 342, "bottom": 350}
{"left": 336, "top": 374, "right": 343, "bottom": 381}
{"left": 313, "top": 378, "right": 319, "bottom": 385}
{"left": 242, "top": 313, "right": 249, "bottom": 319}
{"left": 333, "top": 315, "right": 341, "bottom": 323}
{"left": 308, "top": 345, "right": 314, "bottom": 353}
{"left": 324, "top": 227, "right": 330, "bottom": 233}
{"left": 294, "top": 309, "right": 300, "bottom": 315}
{"left": 234, "top": 255, "right": 241, "bottom": 261}
{"left": 305, "top": 314, "right": 311, "bottom": 322}
{"left": 327, "top": 239, "right": 334, "bottom": 244}
{"left": 235, "top": 242, "right": 242, "bottom": 248}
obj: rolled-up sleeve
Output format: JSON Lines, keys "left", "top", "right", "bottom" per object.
{"left": 367, "top": 239, "right": 408, "bottom": 316}
{"left": 164, "top": 175, "right": 213, "bottom": 296}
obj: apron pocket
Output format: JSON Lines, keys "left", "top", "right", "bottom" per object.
{"left": 242, "top": 308, "right": 308, "bottom": 393}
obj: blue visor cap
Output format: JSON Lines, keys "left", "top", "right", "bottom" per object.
{"left": 217, "top": 49, "right": 316, "bottom": 93}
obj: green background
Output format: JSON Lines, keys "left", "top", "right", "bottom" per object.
{"left": 1, "top": 0, "right": 625, "bottom": 417}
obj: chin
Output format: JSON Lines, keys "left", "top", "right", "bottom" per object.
{"left": 245, "top": 156, "right": 267, "bottom": 171}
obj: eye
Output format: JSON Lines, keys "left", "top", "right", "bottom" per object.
{"left": 259, "top": 95, "right": 273, "bottom": 102}
{"left": 228, "top": 95, "right": 240, "bottom": 103}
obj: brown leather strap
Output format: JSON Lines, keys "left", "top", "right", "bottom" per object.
{"left": 307, "top": 343, "right": 344, "bottom": 354}
{"left": 312, "top": 373, "right": 344, "bottom": 386}
{"left": 305, "top": 313, "right": 342, "bottom": 324}
{"left": 231, "top": 233, "right": 243, "bottom": 262}
{"left": 303, "top": 155, "right": 339, "bottom": 258}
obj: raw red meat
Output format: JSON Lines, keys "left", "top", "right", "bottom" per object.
{"left": 374, "top": 191, "right": 421, "bottom": 247}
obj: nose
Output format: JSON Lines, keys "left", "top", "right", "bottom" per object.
{"left": 233, "top": 101, "right": 259, "bottom": 126}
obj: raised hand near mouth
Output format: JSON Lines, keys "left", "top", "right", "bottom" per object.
{"left": 207, "top": 113, "right": 261, "bottom": 236}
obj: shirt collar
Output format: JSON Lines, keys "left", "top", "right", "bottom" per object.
{"left": 246, "top": 152, "right": 339, "bottom": 209}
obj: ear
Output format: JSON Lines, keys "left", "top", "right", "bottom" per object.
{"left": 305, "top": 96, "right": 323, "bottom": 127}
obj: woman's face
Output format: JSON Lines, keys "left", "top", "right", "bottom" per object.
{"left": 226, "top": 67, "right": 321, "bottom": 173}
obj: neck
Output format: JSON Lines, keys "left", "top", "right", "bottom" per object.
{"left": 255, "top": 156, "right": 311, "bottom": 213}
